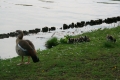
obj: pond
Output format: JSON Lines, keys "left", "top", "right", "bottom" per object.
{"left": 0, "top": 0, "right": 120, "bottom": 59}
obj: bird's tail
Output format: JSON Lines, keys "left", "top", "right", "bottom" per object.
{"left": 28, "top": 50, "right": 39, "bottom": 63}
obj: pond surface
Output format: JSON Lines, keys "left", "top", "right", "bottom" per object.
{"left": 0, "top": 0, "right": 120, "bottom": 59}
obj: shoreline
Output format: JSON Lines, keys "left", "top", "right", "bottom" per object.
{"left": 0, "top": 22, "right": 120, "bottom": 59}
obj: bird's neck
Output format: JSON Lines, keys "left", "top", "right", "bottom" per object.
{"left": 16, "top": 34, "right": 23, "bottom": 44}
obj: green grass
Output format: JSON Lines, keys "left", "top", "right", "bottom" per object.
{"left": 0, "top": 26, "right": 120, "bottom": 80}
{"left": 45, "top": 37, "right": 59, "bottom": 48}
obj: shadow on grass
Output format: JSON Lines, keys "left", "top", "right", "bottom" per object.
{"left": 103, "top": 41, "right": 117, "bottom": 48}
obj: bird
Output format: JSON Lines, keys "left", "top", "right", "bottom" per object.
{"left": 106, "top": 34, "right": 116, "bottom": 43}
{"left": 16, "top": 30, "right": 39, "bottom": 65}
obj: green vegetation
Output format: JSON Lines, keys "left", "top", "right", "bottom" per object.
{"left": 45, "top": 37, "right": 59, "bottom": 48}
{"left": 45, "top": 35, "right": 72, "bottom": 48}
{"left": 0, "top": 26, "right": 120, "bottom": 80}
{"left": 59, "top": 35, "right": 72, "bottom": 44}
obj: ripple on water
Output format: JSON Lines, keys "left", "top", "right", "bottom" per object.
{"left": 97, "top": 2, "right": 119, "bottom": 4}
{"left": 38, "top": 0, "right": 54, "bottom": 3}
{"left": 15, "top": 4, "right": 33, "bottom": 6}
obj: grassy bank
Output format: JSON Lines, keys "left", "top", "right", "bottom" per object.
{"left": 0, "top": 26, "right": 120, "bottom": 80}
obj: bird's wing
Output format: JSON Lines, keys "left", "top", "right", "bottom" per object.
{"left": 25, "top": 40, "right": 35, "bottom": 50}
{"left": 18, "top": 40, "right": 39, "bottom": 62}
{"left": 18, "top": 40, "right": 33, "bottom": 51}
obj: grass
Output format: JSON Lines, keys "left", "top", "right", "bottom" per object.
{"left": 45, "top": 37, "right": 59, "bottom": 48}
{"left": 0, "top": 26, "right": 120, "bottom": 80}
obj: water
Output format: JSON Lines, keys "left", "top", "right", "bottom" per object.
{"left": 0, "top": 0, "right": 120, "bottom": 59}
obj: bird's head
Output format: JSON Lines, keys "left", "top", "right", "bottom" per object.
{"left": 16, "top": 30, "right": 24, "bottom": 39}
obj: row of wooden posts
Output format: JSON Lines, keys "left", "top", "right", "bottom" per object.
{"left": 0, "top": 16, "right": 120, "bottom": 39}
{"left": 63, "top": 16, "right": 120, "bottom": 29}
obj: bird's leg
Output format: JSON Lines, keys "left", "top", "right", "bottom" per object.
{"left": 22, "top": 56, "right": 24, "bottom": 62}
{"left": 17, "top": 56, "right": 24, "bottom": 65}
{"left": 24, "top": 56, "right": 30, "bottom": 64}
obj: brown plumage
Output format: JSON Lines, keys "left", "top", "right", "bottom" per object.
{"left": 16, "top": 30, "right": 39, "bottom": 65}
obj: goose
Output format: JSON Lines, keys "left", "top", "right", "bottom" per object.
{"left": 16, "top": 30, "right": 39, "bottom": 65}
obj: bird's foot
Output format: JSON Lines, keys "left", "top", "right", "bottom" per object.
{"left": 24, "top": 62, "right": 30, "bottom": 64}
{"left": 17, "top": 62, "right": 24, "bottom": 66}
